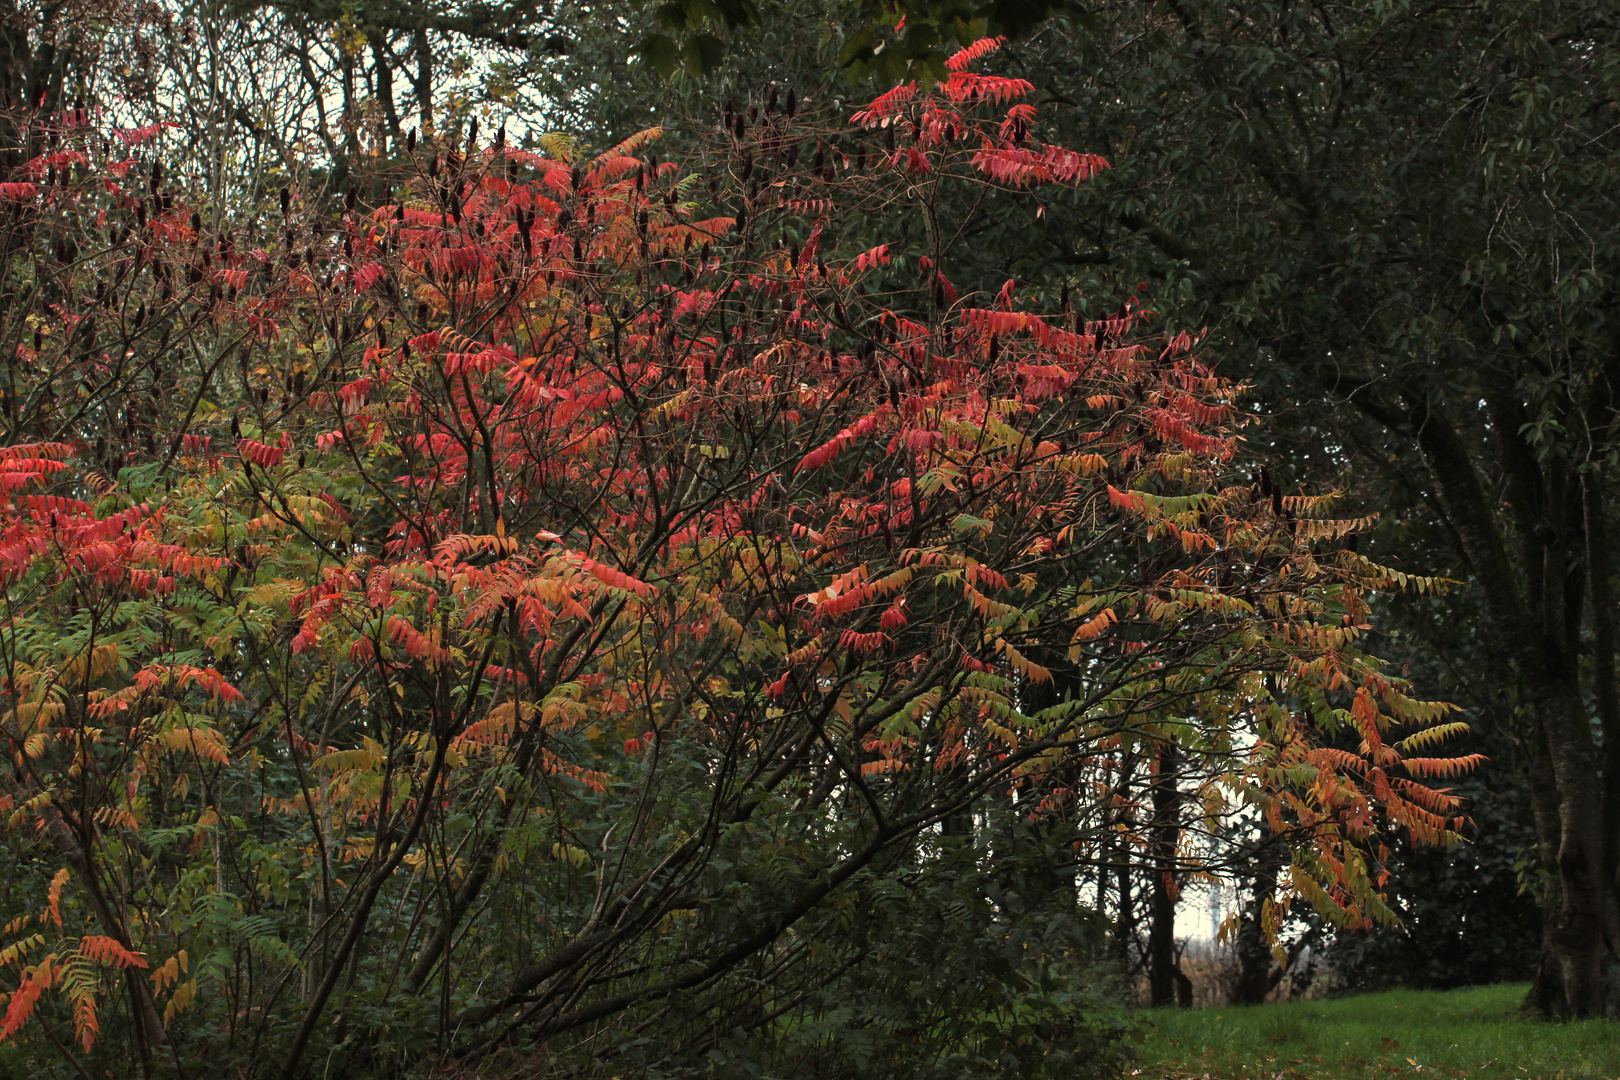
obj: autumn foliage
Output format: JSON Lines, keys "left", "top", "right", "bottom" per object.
{"left": 0, "top": 37, "right": 1473, "bottom": 1079}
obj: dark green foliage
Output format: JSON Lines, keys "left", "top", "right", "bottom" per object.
{"left": 629, "top": 837, "right": 1130, "bottom": 1080}
{"left": 636, "top": 0, "right": 1066, "bottom": 83}
{"left": 1329, "top": 749, "right": 1542, "bottom": 991}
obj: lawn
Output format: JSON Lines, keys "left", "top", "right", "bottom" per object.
{"left": 1132, "top": 984, "right": 1619, "bottom": 1080}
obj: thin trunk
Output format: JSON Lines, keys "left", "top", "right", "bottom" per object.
{"left": 413, "top": 30, "right": 432, "bottom": 137}
{"left": 1524, "top": 723, "right": 1565, "bottom": 1014}
{"left": 1588, "top": 466, "right": 1620, "bottom": 927}
{"left": 1148, "top": 741, "right": 1183, "bottom": 1007}
{"left": 1232, "top": 908, "right": 1270, "bottom": 1003}
{"left": 0, "top": 0, "right": 66, "bottom": 152}
{"left": 1231, "top": 848, "right": 1278, "bottom": 1005}
{"left": 369, "top": 32, "right": 401, "bottom": 156}
{"left": 1541, "top": 681, "right": 1606, "bottom": 1014}
{"left": 0, "top": 0, "right": 29, "bottom": 109}
{"left": 1112, "top": 756, "right": 1134, "bottom": 970}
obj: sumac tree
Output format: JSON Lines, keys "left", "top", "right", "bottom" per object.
{"left": 0, "top": 39, "right": 1473, "bottom": 1079}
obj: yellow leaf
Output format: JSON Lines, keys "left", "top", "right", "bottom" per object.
{"left": 551, "top": 843, "right": 591, "bottom": 867}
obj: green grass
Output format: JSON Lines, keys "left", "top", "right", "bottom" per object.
{"left": 1132, "top": 984, "right": 1620, "bottom": 1080}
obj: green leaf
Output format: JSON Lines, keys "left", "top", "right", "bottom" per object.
{"left": 682, "top": 33, "right": 727, "bottom": 76}
{"left": 951, "top": 513, "right": 994, "bottom": 537}
{"left": 837, "top": 25, "right": 879, "bottom": 70}
{"left": 636, "top": 33, "right": 682, "bottom": 76}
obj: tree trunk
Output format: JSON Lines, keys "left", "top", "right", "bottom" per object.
{"left": 1409, "top": 401, "right": 1607, "bottom": 1015}
{"left": 0, "top": 0, "right": 69, "bottom": 150}
{"left": 1148, "top": 741, "right": 1184, "bottom": 1007}
{"left": 1174, "top": 964, "right": 1193, "bottom": 1007}
{"left": 1540, "top": 682, "right": 1607, "bottom": 1015}
{"left": 412, "top": 29, "right": 433, "bottom": 138}
{"left": 1586, "top": 459, "right": 1620, "bottom": 942}
{"left": 1112, "top": 755, "right": 1135, "bottom": 970}
{"left": 1523, "top": 720, "right": 1567, "bottom": 1014}
{"left": 1231, "top": 854, "right": 1278, "bottom": 1005}
{"left": 368, "top": 32, "right": 401, "bottom": 156}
